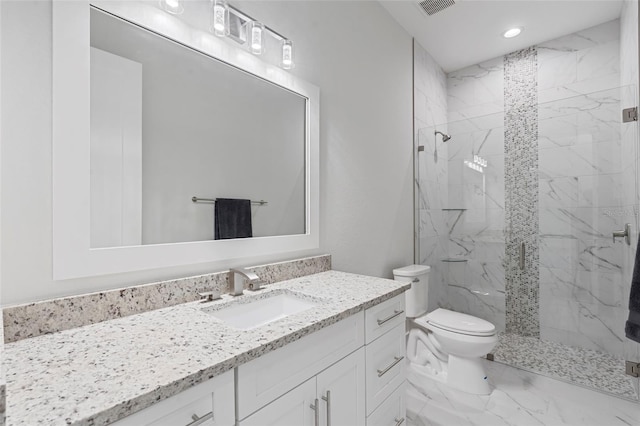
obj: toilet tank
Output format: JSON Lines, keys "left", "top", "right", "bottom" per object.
{"left": 393, "top": 264, "right": 431, "bottom": 318}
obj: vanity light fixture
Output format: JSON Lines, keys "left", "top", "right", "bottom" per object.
{"left": 212, "top": 0, "right": 230, "bottom": 37}
{"left": 503, "top": 27, "right": 523, "bottom": 38}
{"left": 162, "top": 0, "right": 295, "bottom": 68}
{"left": 159, "top": 0, "right": 184, "bottom": 15}
{"left": 282, "top": 40, "right": 294, "bottom": 69}
{"left": 211, "top": 1, "right": 294, "bottom": 68}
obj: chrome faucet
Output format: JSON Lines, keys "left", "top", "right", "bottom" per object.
{"left": 229, "top": 267, "right": 262, "bottom": 296}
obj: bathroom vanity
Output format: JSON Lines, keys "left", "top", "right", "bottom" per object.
{"left": 4, "top": 271, "right": 409, "bottom": 425}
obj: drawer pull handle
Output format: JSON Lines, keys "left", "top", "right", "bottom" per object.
{"left": 321, "top": 390, "right": 331, "bottom": 426}
{"left": 377, "top": 356, "right": 404, "bottom": 377}
{"left": 377, "top": 310, "right": 404, "bottom": 326}
{"left": 310, "top": 398, "right": 320, "bottom": 426}
{"left": 186, "top": 412, "right": 213, "bottom": 426}
{"left": 394, "top": 417, "right": 405, "bottom": 426}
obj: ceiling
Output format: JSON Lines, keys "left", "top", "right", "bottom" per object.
{"left": 379, "top": 0, "right": 624, "bottom": 72}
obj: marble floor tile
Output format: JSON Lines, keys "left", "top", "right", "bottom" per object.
{"left": 407, "top": 359, "right": 640, "bottom": 426}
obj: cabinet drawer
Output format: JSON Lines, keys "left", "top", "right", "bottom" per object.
{"left": 366, "top": 382, "right": 406, "bottom": 426}
{"left": 238, "top": 311, "right": 365, "bottom": 420}
{"left": 112, "top": 369, "right": 234, "bottom": 426}
{"left": 365, "top": 294, "right": 405, "bottom": 344}
{"left": 365, "top": 323, "right": 405, "bottom": 415}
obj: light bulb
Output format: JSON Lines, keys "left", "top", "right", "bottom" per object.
{"left": 159, "top": 0, "right": 183, "bottom": 15}
{"left": 282, "top": 40, "right": 293, "bottom": 69}
{"left": 212, "top": 0, "right": 229, "bottom": 37}
{"left": 503, "top": 27, "right": 522, "bottom": 38}
{"left": 249, "top": 22, "right": 264, "bottom": 55}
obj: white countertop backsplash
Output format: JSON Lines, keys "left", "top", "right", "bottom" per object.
{"left": 4, "top": 270, "right": 409, "bottom": 426}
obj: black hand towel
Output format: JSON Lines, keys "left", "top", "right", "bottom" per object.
{"left": 214, "top": 198, "right": 253, "bottom": 240}
{"left": 625, "top": 233, "right": 640, "bottom": 343}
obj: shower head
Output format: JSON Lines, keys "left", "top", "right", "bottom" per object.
{"left": 435, "top": 130, "right": 451, "bottom": 142}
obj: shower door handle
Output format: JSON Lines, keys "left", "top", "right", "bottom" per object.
{"left": 519, "top": 242, "right": 525, "bottom": 270}
{"left": 613, "top": 223, "right": 631, "bottom": 245}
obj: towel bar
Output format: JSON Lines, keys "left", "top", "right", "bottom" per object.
{"left": 192, "top": 196, "right": 267, "bottom": 205}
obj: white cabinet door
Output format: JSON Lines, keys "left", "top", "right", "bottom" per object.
{"left": 316, "top": 348, "right": 366, "bottom": 426}
{"left": 237, "top": 311, "right": 364, "bottom": 419}
{"left": 112, "top": 370, "right": 234, "bottom": 426}
{"left": 240, "top": 378, "right": 317, "bottom": 426}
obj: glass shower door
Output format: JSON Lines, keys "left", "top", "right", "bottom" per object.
{"left": 536, "top": 85, "right": 639, "bottom": 397}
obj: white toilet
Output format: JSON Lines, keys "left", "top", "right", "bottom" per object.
{"left": 393, "top": 264, "right": 497, "bottom": 395}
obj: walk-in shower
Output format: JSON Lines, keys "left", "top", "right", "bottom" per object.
{"left": 414, "top": 14, "right": 640, "bottom": 399}
{"left": 416, "top": 83, "right": 640, "bottom": 399}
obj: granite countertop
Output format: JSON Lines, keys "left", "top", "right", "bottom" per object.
{"left": 4, "top": 270, "right": 409, "bottom": 426}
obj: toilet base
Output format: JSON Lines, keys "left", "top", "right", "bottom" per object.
{"left": 407, "top": 359, "right": 446, "bottom": 393}
{"left": 407, "top": 355, "right": 492, "bottom": 396}
{"left": 447, "top": 355, "right": 491, "bottom": 395}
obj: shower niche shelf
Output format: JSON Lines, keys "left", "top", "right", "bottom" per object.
{"left": 441, "top": 208, "right": 466, "bottom": 211}
{"left": 441, "top": 258, "right": 468, "bottom": 263}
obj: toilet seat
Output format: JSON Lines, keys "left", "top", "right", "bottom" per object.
{"left": 416, "top": 308, "right": 496, "bottom": 337}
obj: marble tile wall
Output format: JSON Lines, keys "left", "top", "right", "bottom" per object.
{"left": 537, "top": 87, "right": 637, "bottom": 358}
{"left": 534, "top": 19, "right": 640, "bottom": 361}
{"left": 414, "top": 41, "right": 449, "bottom": 312}
{"left": 537, "top": 20, "right": 621, "bottom": 104}
{"left": 2, "top": 254, "right": 331, "bottom": 343}
{"left": 431, "top": 20, "right": 634, "bottom": 347}
{"left": 443, "top": 56, "right": 506, "bottom": 331}
{"left": 443, "top": 112, "right": 506, "bottom": 331}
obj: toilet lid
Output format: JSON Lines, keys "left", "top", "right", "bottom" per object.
{"left": 424, "top": 308, "right": 496, "bottom": 336}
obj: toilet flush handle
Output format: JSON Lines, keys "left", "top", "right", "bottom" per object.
{"left": 412, "top": 278, "right": 419, "bottom": 283}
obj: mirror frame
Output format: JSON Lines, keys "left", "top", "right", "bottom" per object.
{"left": 52, "top": 0, "right": 319, "bottom": 280}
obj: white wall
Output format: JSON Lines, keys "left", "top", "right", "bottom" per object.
{"left": 0, "top": 1, "right": 413, "bottom": 305}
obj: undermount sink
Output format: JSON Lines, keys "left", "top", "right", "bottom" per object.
{"left": 204, "top": 291, "right": 319, "bottom": 330}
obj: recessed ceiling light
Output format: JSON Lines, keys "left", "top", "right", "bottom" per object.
{"left": 503, "top": 27, "right": 523, "bottom": 38}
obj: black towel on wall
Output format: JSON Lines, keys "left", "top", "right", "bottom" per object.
{"left": 625, "top": 233, "right": 640, "bottom": 343}
{"left": 214, "top": 198, "right": 253, "bottom": 240}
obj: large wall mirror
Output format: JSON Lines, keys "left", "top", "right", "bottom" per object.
{"left": 53, "top": 1, "right": 319, "bottom": 279}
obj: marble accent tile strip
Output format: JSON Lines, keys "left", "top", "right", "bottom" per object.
{"left": 3, "top": 254, "right": 331, "bottom": 343}
{"left": 492, "top": 332, "right": 638, "bottom": 400}
{"left": 504, "top": 47, "right": 541, "bottom": 336}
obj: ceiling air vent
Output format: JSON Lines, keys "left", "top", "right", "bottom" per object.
{"left": 417, "top": 0, "right": 456, "bottom": 16}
